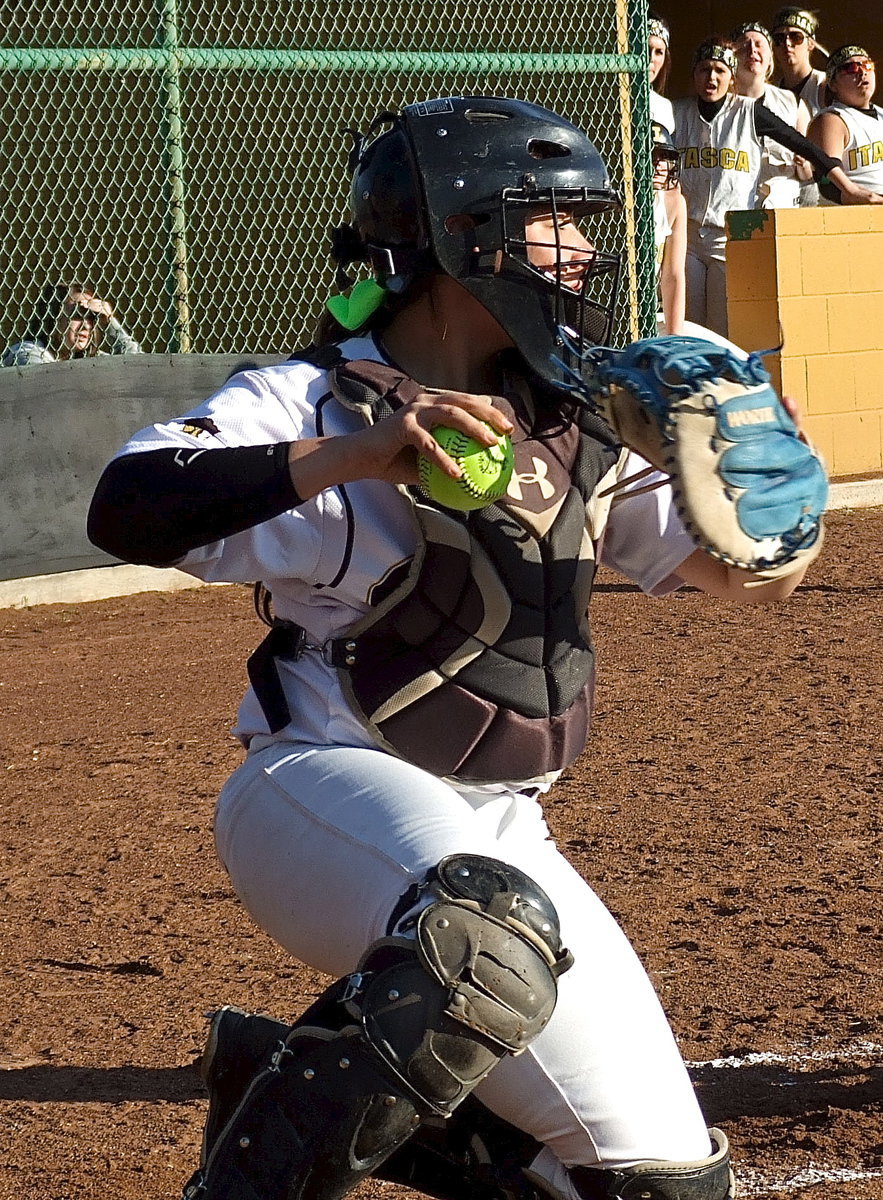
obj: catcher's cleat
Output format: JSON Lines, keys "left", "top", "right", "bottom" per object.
{"left": 197, "top": 1005, "right": 290, "bottom": 1167}
{"left": 379, "top": 1095, "right": 545, "bottom": 1200}
{"left": 540, "top": 1128, "right": 735, "bottom": 1200}
{"left": 382, "top": 1110, "right": 736, "bottom": 1200}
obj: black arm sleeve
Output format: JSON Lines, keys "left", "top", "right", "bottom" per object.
{"left": 754, "top": 101, "right": 840, "bottom": 179}
{"left": 87, "top": 443, "right": 301, "bottom": 566}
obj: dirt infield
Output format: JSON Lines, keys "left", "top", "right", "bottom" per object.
{"left": 1, "top": 507, "right": 881, "bottom": 1200}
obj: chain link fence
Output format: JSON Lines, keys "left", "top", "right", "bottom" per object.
{"left": 0, "top": 1, "right": 653, "bottom": 358}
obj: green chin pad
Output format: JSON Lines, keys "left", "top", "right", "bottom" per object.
{"left": 326, "top": 278, "right": 387, "bottom": 330}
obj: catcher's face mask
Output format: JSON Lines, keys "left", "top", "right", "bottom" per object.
{"left": 497, "top": 194, "right": 622, "bottom": 357}
{"left": 651, "top": 146, "right": 681, "bottom": 190}
{"left": 650, "top": 120, "right": 681, "bottom": 192}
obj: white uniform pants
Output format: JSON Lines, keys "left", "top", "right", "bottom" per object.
{"left": 686, "top": 222, "right": 729, "bottom": 338}
{"left": 213, "top": 741, "right": 711, "bottom": 1175}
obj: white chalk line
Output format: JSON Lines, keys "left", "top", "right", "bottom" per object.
{"left": 736, "top": 1165, "right": 883, "bottom": 1196}
{"left": 683, "top": 1041, "right": 883, "bottom": 1195}
{"left": 686, "top": 1038, "right": 883, "bottom": 1070}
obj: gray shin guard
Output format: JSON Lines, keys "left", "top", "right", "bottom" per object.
{"left": 530, "top": 1129, "right": 735, "bottom": 1200}
{"left": 184, "top": 854, "right": 571, "bottom": 1200}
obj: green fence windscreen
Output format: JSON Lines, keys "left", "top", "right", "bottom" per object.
{"left": 0, "top": 1, "right": 654, "bottom": 357}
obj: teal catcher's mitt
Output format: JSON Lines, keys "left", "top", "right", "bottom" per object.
{"left": 564, "top": 336, "right": 828, "bottom": 580}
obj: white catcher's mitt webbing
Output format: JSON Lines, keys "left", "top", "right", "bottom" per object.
{"left": 579, "top": 336, "right": 829, "bottom": 579}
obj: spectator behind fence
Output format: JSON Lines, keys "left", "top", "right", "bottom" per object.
{"left": 809, "top": 46, "right": 883, "bottom": 203}
{"left": 1, "top": 281, "right": 143, "bottom": 367}
{"left": 771, "top": 7, "right": 827, "bottom": 114}
{"left": 651, "top": 121, "right": 687, "bottom": 334}
{"left": 673, "top": 39, "right": 870, "bottom": 335}
{"left": 648, "top": 13, "right": 675, "bottom": 134}
{"left": 733, "top": 21, "right": 812, "bottom": 208}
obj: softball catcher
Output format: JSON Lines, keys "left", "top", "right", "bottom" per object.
{"left": 89, "top": 95, "right": 826, "bottom": 1200}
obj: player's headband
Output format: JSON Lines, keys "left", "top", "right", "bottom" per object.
{"left": 771, "top": 8, "right": 818, "bottom": 37}
{"left": 826, "top": 45, "right": 872, "bottom": 80}
{"left": 648, "top": 18, "right": 670, "bottom": 46}
{"left": 731, "top": 22, "right": 772, "bottom": 47}
{"left": 692, "top": 42, "right": 738, "bottom": 74}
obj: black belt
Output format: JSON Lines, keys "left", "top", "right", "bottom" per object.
{"left": 246, "top": 620, "right": 360, "bottom": 734}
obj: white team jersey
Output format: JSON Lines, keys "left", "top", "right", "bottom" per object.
{"left": 653, "top": 188, "right": 673, "bottom": 284}
{"left": 112, "top": 336, "right": 696, "bottom": 760}
{"left": 651, "top": 90, "right": 675, "bottom": 135}
{"left": 819, "top": 102, "right": 883, "bottom": 192}
{"left": 673, "top": 94, "right": 763, "bottom": 229}
{"left": 757, "top": 85, "right": 802, "bottom": 207}
{"left": 653, "top": 188, "right": 673, "bottom": 247}
{"left": 777, "top": 68, "right": 827, "bottom": 118}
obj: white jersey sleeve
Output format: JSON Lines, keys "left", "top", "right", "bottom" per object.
{"left": 120, "top": 358, "right": 326, "bottom": 455}
{"left": 650, "top": 90, "right": 676, "bottom": 135}
{"left": 112, "top": 336, "right": 385, "bottom": 588}
{"left": 599, "top": 452, "right": 696, "bottom": 595}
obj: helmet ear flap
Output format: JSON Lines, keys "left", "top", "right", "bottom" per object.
{"left": 346, "top": 117, "right": 430, "bottom": 295}
{"left": 330, "top": 222, "right": 369, "bottom": 288}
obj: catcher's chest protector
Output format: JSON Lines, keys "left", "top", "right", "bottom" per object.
{"left": 324, "top": 359, "right": 619, "bottom": 783}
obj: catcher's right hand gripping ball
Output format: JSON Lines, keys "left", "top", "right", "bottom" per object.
{"left": 566, "top": 336, "right": 828, "bottom": 580}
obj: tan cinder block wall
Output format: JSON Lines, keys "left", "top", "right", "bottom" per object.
{"left": 726, "top": 206, "right": 883, "bottom": 478}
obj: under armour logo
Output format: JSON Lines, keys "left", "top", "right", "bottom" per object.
{"left": 507, "top": 456, "right": 556, "bottom": 501}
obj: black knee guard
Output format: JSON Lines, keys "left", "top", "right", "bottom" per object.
{"left": 183, "top": 854, "right": 571, "bottom": 1200}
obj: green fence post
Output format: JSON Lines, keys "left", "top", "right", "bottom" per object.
{"left": 159, "top": 0, "right": 192, "bottom": 352}
{"left": 627, "top": 0, "right": 656, "bottom": 339}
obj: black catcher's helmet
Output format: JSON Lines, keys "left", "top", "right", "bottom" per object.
{"left": 332, "top": 96, "right": 622, "bottom": 387}
{"left": 651, "top": 121, "right": 681, "bottom": 189}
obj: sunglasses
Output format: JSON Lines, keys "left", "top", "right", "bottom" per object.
{"left": 837, "top": 59, "right": 875, "bottom": 76}
{"left": 772, "top": 30, "right": 806, "bottom": 46}
{"left": 64, "top": 304, "right": 99, "bottom": 322}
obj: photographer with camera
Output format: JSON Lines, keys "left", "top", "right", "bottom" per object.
{"left": 2, "top": 280, "right": 142, "bottom": 366}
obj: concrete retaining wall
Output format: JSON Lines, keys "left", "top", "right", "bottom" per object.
{"left": 2, "top": 345, "right": 879, "bottom": 600}
{"left": 0, "top": 354, "right": 284, "bottom": 581}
